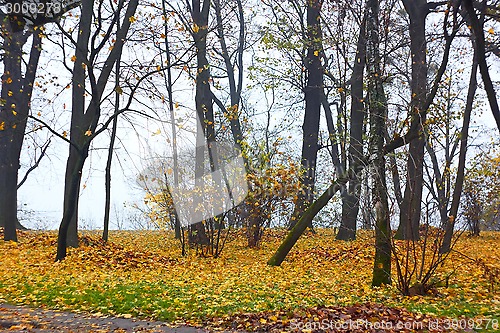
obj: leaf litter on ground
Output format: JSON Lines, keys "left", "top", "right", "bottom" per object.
{"left": 0, "top": 228, "right": 499, "bottom": 332}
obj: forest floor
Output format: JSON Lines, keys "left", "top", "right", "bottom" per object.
{"left": 0, "top": 229, "right": 498, "bottom": 332}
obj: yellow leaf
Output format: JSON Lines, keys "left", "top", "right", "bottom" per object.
{"left": 122, "top": 314, "right": 133, "bottom": 319}
{"left": 63, "top": 131, "right": 67, "bottom": 138}
{"left": 152, "top": 129, "right": 161, "bottom": 136}
{"left": 313, "top": 50, "right": 319, "bottom": 57}
{"left": 0, "top": 122, "right": 5, "bottom": 131}
{"left": 8, "top": 90, "right": 13, "bottom": 97}
{"left": 6, "top": 77, "right": 12, "bottom": 84}
{"left": 71, "top": 55, "right": 77, "bottom": 62}
{"left": 488, "top": 27, "right": 495, "bottom": 35}
{"left": 129, "top": 16, "right": 137, "bottom": 23}
{"left": 12, "top": 111, "right": 17, "bottom": 116}
{"left": 192, "top": 24, "right": 200, "bottom": 33}
{"left": 85, "top": 130, "right": 92, "bottom": 136}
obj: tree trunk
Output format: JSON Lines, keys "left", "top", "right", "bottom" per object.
{"left": 189, "top": 0, "right": 213, "bottom": 246}
{"left": 213, "top": 0, "right": 246, "bottom": 156}
{"left": 289, "top": 0, "right": 323, "bottom": 230}
{"left": 162, "top": 0, "right": 181, "bottom": 239}
{"left": 337, "top": 14, "right": 367, "bottom": 241}
{"left": 440, "top": 51, "right": 478, "bottom": 253}
{"left": 57, "top": 153, "right": 86, "bottom": 260}
{"left": 268, "top": 177, "right": 347, "bottom": 266}
{"left": 396, "top": 0, "right": 429, "bottom": 241}
{"left": 366, "top": 0, "right": 391, "bottom": 286}
{"left": 62, "top": 0, "right": 94, "bottom": 248}
{"left": 0, "top": 22, "right": 41, "bottom": 241}
{"left": 57, "top": 0, "right": 139, "bottom": 259}
{"left": 103, "top": 30, "right": 121, "bottom": 243}
{"left": 463, "top": 0, "right": 500, "bottom": 133}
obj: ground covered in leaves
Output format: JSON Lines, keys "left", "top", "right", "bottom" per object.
{"left": 0, "top": 229, "right": 499, "bottom": 332}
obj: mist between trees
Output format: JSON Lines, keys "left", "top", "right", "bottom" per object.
{"left": 1, "top": 0, "right": 500, "bottom": 293}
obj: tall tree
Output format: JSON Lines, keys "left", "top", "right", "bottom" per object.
{"left": 102, "top": 15, "right": 122, "bottom": 243}
{"left": 0, "top": 1, "right": 80, "bottom": 240}
{"left": 288, "top": 0, "right": 324, "bottom": 230}
{"left": 337, "top": 13, "right": 367, "bottom": 241}
{"left": 396, "top": 0, "right": 431, "bottom": 240}
{"left": 365, "top": 0, "right": 391, "bottom": 286}
{"left": 440, "top": 51, "right": 478, "bottom": 253}
{"left": 0, "top": 17, "right": 41, "bottom": 241}
{"left": 57, "top": 0, "right": 139, "bottom": 260}
{"left": 188, "top": 0, "right": 214, "bottom": 245}
{"left": 161, "top": 0, "right": 181, "bottom": 239}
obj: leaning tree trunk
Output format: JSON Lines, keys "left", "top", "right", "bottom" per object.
{"left": 289, "top": 0, "right": 324, "bottom": 230}
{"left": 396, "top": 0, "right": 429, "bottom": 241}
{"left": 366, "top": 0, "right": 391, "bottom": 287}
{"left": 337, "top": 14, "right": 367, "bottom": 241}
{"left": 0, "top": 21, "right": 41, "bottom": 241}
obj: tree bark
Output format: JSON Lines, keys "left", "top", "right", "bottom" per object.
{"left": 189, "top": 0, "right": 213, "bottom": 246}
{"left": 396, "top": 0, "right": 429, "bottom": 241}
{"left": 289, "top": 0, "right": 323, "bottom": 230}
{"left": 365, "top": 0, "right": 391, "bottom": 286}
{"left": 268, "top": 176, "right": 348, "bottom": 266}
{"left": 103, "top": 18, "right": 122, "bottom": 243}
{"left": 0, "top": 24, "right": 41, "bottom": 241}
{"left": 57, "top": 0, "right": 139, "bottom": 260}
{"left": 62, "top": 0, "right": 94, "bottom": 248}
{"left": 337, "top": 14, "right": 367, "bottom": 241}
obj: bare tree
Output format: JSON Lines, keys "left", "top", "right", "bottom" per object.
{"left": 56, "top": 0, "right": 139, "bottom": 260}
{"left": 337, "top": 11, "right": 367, "bottom": 241}
{"left": 0, "top": 15, "right": 42, "bottom": 241}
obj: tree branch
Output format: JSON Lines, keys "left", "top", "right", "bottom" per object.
{"left": 17, "top": 139, "right": 51, "bottom": 189}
